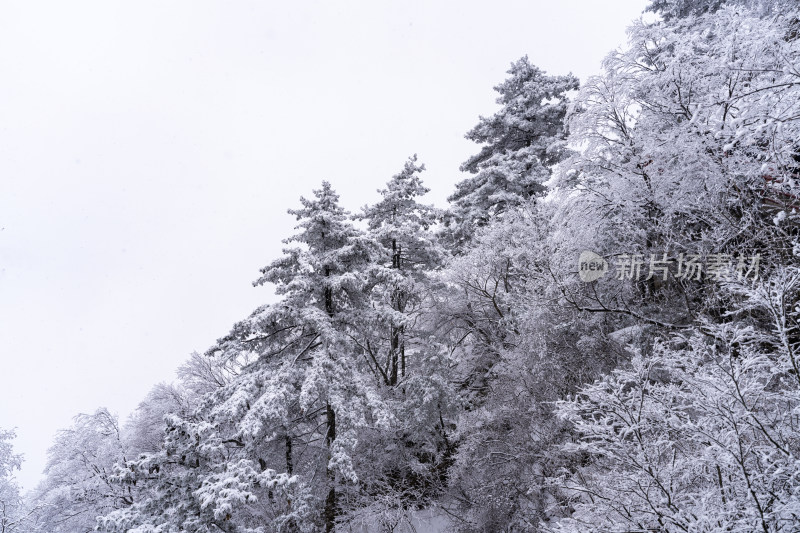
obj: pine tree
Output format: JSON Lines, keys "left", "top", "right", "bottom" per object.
{"left": 217, "top": 181, "right": 392, "bottom": 531}
{"left": 99, "top": 182, "right": 390, "bottom": 532}
{"left": 340, "top": 158, "right": 456, "bottom": 523}
{"left": 358, "top": 155, "right": 444, "bottom": 386}
{"left": 444, "top": 56, "right": 578, "bottom": 249}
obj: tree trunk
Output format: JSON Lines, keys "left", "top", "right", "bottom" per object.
{"left": 285, "top": 434, "right": 293, "bottom": 475}
{"left": 322, "top": 250, "right": 337, "bottom": 530}
{"left": 390, "top": 326, "right": 399, "bottom": 386}
{"left": 285, "top": 434, "right": 297, "bottom": 532}
{"left": 324, "top": 403, "right": 337, "bottom": 532}
{"left": 400, "top": 324, "right": 406, "bottom": 379}
{"left": 389, "top": 239, "right": 405, "bottom": 384}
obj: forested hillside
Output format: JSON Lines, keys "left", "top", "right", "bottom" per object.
{"left": 3, "top": 0, "right": 800, "bottom": 531}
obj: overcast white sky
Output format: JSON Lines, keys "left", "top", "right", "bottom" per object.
{"left": 0, "top": 0, "right": 648, "bottom": 491}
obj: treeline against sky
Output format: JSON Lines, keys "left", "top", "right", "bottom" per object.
{"left": 3, "top": 0, "right": 800, "bottom": 531}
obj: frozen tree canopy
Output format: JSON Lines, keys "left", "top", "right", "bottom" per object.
{"left": 5, "top": 0, "right": 800, "bottom": 531}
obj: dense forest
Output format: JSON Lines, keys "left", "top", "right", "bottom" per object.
{"left": 3, "top": 0, "right": 800, "bottom": 531}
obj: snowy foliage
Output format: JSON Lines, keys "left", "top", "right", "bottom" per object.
{"left": 0, "top": 429, "right": 28, "bottom": 533}
{"left": 23, "top": 1, "right": 800, "bottom": 532}
{"left": 445, "top": 56, "right": 578, "bottom": 248}
{"left": 25, "top": 409, "right": 131, "bottom": 533}
{"left": 553, "top": 273, "right": 800, "bottom": 532}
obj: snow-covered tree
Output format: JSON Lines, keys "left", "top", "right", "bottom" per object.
{"left": 123, "top": 382, "right": 198, "bottom": 457}
{"left": 445, "top": 56, "right": 578, "bottom": 249}
{"left": 645, "top": 0, "right": 796, "bottom": 21}
{"left": 340, "top": 157, "right": 456, "bottom": 525}
{"left": 26, "top": 410, "right": 131, "bottom": 533}
{"left": 357, "top": 155, "right": 444, "bottom": 386}
{"left": 440, "top": 204, "right": 625, "bottom": 532}
{"left": 101, "top": 181, "right": 391, "bottom": 533}
{"left": 442, "top": 2, "right": 800, "bottom": 531}
{"left": 0, "top": 429, "right": 28, "bottom": 533}
{"left": 31, "top": 2, "right": 800, "bottom": 531}
{"left": 553, "top": 270, "right": 800, "bottom": 532}
{"left": 245, "top": 180, "right": 392, "bottom": 531}
{"left": 556, "top": 0, "right": 800, "bottom": 267}
{"left": 544, "top": 2, "right": 800, "bottom": 531}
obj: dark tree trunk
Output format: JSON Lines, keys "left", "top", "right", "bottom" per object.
{"left": 285, "top": 434, "right": 293, "bottom": 475}
{"left": 400, "top": 324, "right": 406, "bottom": 378}
{"left": 389, "top": 239, "right": 406, "bottom": 385}
{"left": 285, "top": 434, "right": 298, "bottom": 532}
{"left": 324, "top": 403, "right": 337, "bottom": 532}
{"left": 323, "top": 261, "right": 338, "bottom": 531}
